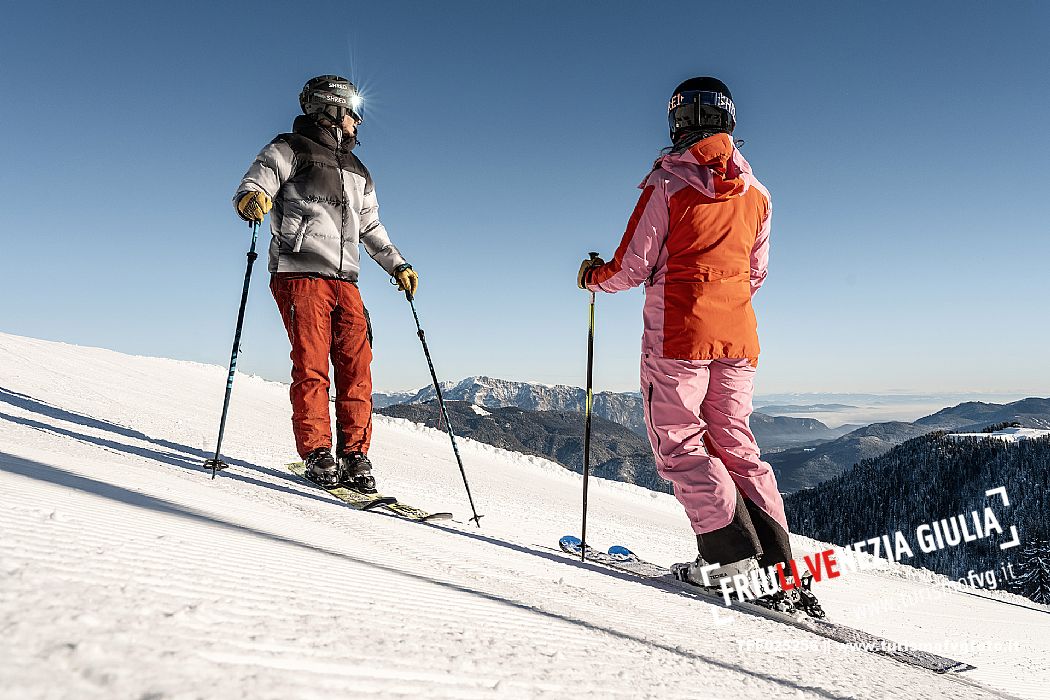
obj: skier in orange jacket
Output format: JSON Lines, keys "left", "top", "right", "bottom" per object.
{"left": 580, "top": 77, "right": 820, "bottom": 615}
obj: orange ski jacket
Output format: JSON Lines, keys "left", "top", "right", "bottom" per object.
{"left": 587, "top": 134, "right": 771, "bottom": 366}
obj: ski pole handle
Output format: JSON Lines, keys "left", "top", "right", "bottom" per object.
{"left": 390, "top": 264, "right": 415, "bottom": 302}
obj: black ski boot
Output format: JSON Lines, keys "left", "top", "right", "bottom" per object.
{"left": 794, "top": 574, "right": 826, "bottom": 618}
{"left": 304, "top": 447, "right": 340, "bottom": 487}
{"left": 751, "top": 574, "right": 826, "bottom": 618}
{"left": 751, "top": 588, "right": 802, "bottom": 615}
{"left": 339, "top": 451, "right": 377, "bottom": 494}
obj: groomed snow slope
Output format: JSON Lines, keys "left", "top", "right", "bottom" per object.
{"left": 1, "top": 333, "right": 1047, "bottom": 699}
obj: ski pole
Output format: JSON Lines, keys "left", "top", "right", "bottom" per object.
{"left": 204, "top": 220, "right": 260, "bottom": 479}
{"left": 581, "top": 252, "right": 599, "bottom": 561}
{"left": 405, "top": 290, "right": 484, "bottom": 527}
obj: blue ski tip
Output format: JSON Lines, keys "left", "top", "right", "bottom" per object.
{"left": 559, "top": 536, "right": 585, "bottom": 556}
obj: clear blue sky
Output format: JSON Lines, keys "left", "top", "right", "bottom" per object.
{"left": 2, "top": 1, "right": 1047, "bottom": 396}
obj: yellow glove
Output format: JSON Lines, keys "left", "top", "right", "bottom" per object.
{"left": 394, "top": 265, "right": 419, "bottom": 298}
{"left": 236, "top": 191, "right": 273, "bottom": 222}
{"left": 577, "top": 254, "right": 606, "bottom": 289}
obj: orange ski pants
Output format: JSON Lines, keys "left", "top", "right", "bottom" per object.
{"left": 270, "top": 275, "right": 373, "bottom": 458}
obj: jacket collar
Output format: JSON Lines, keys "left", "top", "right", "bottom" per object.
{"left": 292, "top": 115, "right": 356, "bottom": 153}
{"left": 656, "top": 133, "right": 749, "bottom": 200}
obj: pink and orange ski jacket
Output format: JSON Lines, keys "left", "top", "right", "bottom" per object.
{"left": 587, "top": 133, "right": 771, "bottom": 366}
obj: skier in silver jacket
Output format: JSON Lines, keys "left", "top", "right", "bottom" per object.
{"left": 235, "top": 78, "right": 408, "bottom": 282}
{"left": 233, "top": 75, "right": 418, "bottom": 490}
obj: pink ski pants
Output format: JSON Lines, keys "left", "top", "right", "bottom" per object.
{"left": 640, "top": 354, "right": 788, "bottom": 536}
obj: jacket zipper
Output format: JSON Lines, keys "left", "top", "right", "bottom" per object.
{"left": 337, "top": 160, "right": 346, "bottom": 275}
{"left": 647, "top": 382, "right": 661, "bottom": 453}
{"left": 291, "top": 219, "right": 307, "bottom": 253}
{"left": 335, "top": 131, "right": 348, "bottom": 276}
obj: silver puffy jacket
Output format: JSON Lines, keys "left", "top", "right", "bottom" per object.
{"left": 234, "top": 116, "right": 407, "bottom": 281}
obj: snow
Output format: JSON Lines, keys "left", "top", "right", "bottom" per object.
{"left": 1, "top": 331, "right": 1048, "bottom": 699}
{"left": 947, "top": 427, "right": 1050, "bottom": 442}
{"left": 470, "top": 404, "right": 492, "bottom": 417}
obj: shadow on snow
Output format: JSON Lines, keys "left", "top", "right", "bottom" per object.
{"left": 1, "top": 452, "right": 854, "bottom": 700}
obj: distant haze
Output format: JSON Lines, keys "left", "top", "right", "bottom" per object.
{"left": 754, "top": 393, "right": 1038, "bottom": 428}
{"left": 375, "top": 379, "right": 1039, "bottom": 430}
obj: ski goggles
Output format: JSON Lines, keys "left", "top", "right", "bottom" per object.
{"left": 668, "top": 90, "right": 735, "bottom": 131}
{"left": 308, "top": 88, "right": 364, "bottom": 122}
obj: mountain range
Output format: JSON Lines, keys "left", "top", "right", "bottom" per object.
{"left": 374, "top": 376, "right": 648, "bottom": 433}
{"left": 912, "top": 398, "right": 1050, "bottom": 430}
{"left": 373, "top": 376, "right": 854, "bottom": 449}
{"left": 769, "top": 398, "right": 1050, "bottom": 491}
{"left": 375, "top": 377, "right": 1050, "bottom": 495}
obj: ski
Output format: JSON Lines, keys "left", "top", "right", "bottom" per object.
{"left": 289, "top": 462, "right": 396, "bottom": 510}
{"left": 380, "top": 501, "right": 454, "bottom": 523}
{"left": 288, "top": 462, "right": 453, "bottom": 522}
{"left": 559, "top": 536, "right": 975, "bottom": 676}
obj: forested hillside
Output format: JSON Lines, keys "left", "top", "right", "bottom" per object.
{"left": 786, "top": 434, "right": 1050, "bottom": 603}
{"left": 377, "top": 400, "right": 670, "bottom": 493}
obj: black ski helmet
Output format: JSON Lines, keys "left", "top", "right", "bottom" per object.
{"left": 299, "top": 75, "right": 362, "bottom": 123}
{"left": 667, "top": 77, "right": 735, "bottom": 142}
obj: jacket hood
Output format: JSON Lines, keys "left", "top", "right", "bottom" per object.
{"left": 652, "top": 133, "right": 750, "bottom": 200}
{"left": 292, "top": 114, "right": 357, "bottom": 152}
